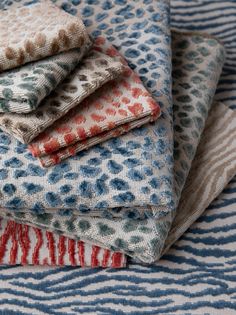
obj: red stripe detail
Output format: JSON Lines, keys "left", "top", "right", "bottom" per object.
{"left": 32, "top": 227, "right": 43, "bottom": 265}
{"left": 46, "top": 231, "right": 56, "bottom": 266}
{"left": 91, "top": 245, "right": 100, "bottom": 267}
{"left": 19, "top": 225, "right": 30, "bottom": 265}
{"left": 68, "top": 239, "right": 76, "bottom": 266}
{"left": 78, "top": 241, "right": 85, "bottom": 267}
{"left": 9, "top": 222, "right": 18, "bottom": 265}
{"left": 0, "top": 221, "right": 13, "bottom": 264}
{"left": 102, "top": 249, "right": 111, "bottom": 268}
{"left": 111, "top": 252, "right": 123, "bottom": 268}
{"left": 58, "top": 235, "right": 66, "bottom": 266}
{"left": 43, "top": 257, "right": 48, "bottom": 265}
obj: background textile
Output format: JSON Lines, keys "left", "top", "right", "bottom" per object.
{"left": 0, "top": 0, "right": 236, "bottom": 314}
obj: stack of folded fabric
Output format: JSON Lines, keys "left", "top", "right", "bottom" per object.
{"left": 0, "top": 0, "right": 236, "bottom": 268}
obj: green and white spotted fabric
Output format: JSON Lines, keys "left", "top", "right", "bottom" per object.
{"left": 0, "top": 44, "right": 92, "bottom": 113}
{"left": 1, "top": 31, "right": 225, "bottom": 263}
{"left": 0, "top": 49, "right": 124, "bottom": 143}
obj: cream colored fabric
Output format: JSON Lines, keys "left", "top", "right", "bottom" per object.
{"left": 0, "top": 0, "right": 91, "bottom": 72}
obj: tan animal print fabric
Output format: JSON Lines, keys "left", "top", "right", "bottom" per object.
{"left": 0, "top": 0, "right": 91, "bottom": 72}
{"left": 0, "top": 49, "right": 125, "bottom": 143}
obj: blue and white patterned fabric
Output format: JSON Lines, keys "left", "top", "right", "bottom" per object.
{"left": 0, "top": 0, "right": 236, "bottom": 314}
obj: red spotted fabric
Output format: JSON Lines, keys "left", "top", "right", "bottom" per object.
{"left": 29, "top": 37, "right": 161, "bottom": 167}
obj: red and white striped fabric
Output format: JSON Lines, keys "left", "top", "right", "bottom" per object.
{"left": 0, "top": 217, "right": 126, "bottom": 267}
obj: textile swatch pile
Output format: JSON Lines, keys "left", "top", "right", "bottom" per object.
{"left": 0, "top": 0, "right": 236, "bottom": 269}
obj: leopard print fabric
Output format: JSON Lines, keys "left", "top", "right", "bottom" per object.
{"left": 0, "top": 44, "right": 91, "bottom": 113}
{"left": 0, "top": 49, "right": 125, "bottom": 143}
{"left": 0, "top": 0, "right": 91, "bottom": 72}
{"left": 28, "top": 37, "right": 161, "bottom": 167}
{"left": 0, "top": 0, "right": 174, "bottom": 221}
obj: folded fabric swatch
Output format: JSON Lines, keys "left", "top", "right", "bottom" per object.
{"left": 0, "top": 31, "right": 225, "bottom": 263}
{"left": 0, "top": 0, "right": 91, "bottom": 72}
{"left": 162, "top": 101, "right": 236, "bottom": 255}
{"left": 0, "top": 48, "right": 125, "bottom": 143}
{"left": 0, "top": 217, "right": 126, "bottom": 267}
{"left": 0, "top": 44, "right": 92, "bottom": 113}
{"left": 28, "top": 37, "right": 161, "bottom": 167}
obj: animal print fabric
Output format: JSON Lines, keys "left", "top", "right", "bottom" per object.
{"left": 28, "top": 37, "right": 161, "bottom": 167}
{"left": 0, "top": 48, "right": 125, "bottom": 143}
{"left": 0, "top": 45, "right": 92, "bottom": 113}
{"left": 162, "top": 101, "right": 236, "bottom": 256}
{"left": 0, "top": 0, "right": 173, "bottom": 222}
{"left": 3, "top": 101, "right": 234, "bottom": 267}
{"left": 0, "top": 0, "right": 91, "bottom": 72}
{"left": 0, "top": 31, "right": 225, "bottom": 263}
{"left": 0, "top": 217, "right": 126, "bottom": 267}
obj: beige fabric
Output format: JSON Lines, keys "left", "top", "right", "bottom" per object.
{"left": 162, "top": 101, "right": 236, "bottom": 255}
{"left": 0, "top": 49, "right": 125, "bottom": 143}
{"left": 0, "top": 0, "right": 91, "bottom": 72}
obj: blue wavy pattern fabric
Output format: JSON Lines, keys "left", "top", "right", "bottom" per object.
{"left": 0, "top": 0, "right": 236, "bottom": 314}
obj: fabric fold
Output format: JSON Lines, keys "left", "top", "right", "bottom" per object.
{"left": 0, "top": 217, "right": 126, "bottom": 267}
{"left": 162, "top": 101, "right": 236, "bottom": 255}
{"left": 0, "top": 48, "right": 125, "bottom": 143}
{"left": 28, "top": 37, "right": 161, "bottom": 167}
{"left": 0, "top": 0, "right": 91, "bottom": 72}
{"left": 0, "top": 44, "right": 92, "bottom": 113}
